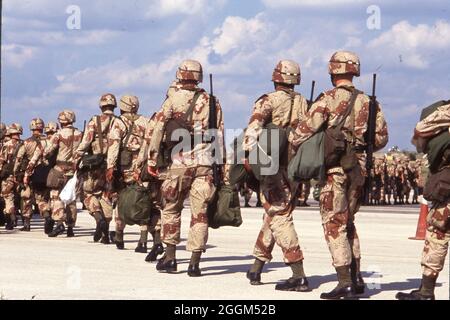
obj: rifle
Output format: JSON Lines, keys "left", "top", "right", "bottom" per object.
{"left": 363, "top": 74, "right": 378, "bottom": 205}
{"left": 208, "top": 74, "right": 220, "bottom": 188}
{"left": 308, "top": 80, "right": 316, "bottom": 111}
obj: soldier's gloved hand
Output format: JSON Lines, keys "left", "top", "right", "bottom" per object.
{"left": 133, "top": 170, "right": 141, "bottom": 182}
{"left": 148, "top": 166, "right": 159, "bottom": 178}
{"left": 105, "top": 167, "right": 115, "bottom": 183}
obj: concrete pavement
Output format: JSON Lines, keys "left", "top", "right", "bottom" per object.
{"left": 0, "top": 201, "right": 448, "bottom": 300}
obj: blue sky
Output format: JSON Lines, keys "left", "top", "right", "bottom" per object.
{"left": 2, "top": 0, "right": 450, "bottom": 150}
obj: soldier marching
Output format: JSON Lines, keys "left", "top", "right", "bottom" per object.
{"left": 1, "top": 51, "right": 449, "bottom": 301}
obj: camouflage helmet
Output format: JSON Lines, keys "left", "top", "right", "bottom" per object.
{"left": 176, "top": 59, "right": 203, "bottom": 83}
{"left": 99, "top": 93, "right": 117, "bottom": 109}
{"left": 58, "top": 110, "right": 76, "bottom": 125}
{"left": 30, "top": 118, "right": 45, "bottom": 131}
{"left": 119, "top": 95, "right": 139, "bottom": 113}
{"left": 8, "top": 123, "right": 23, "bottom": 135}
{"left": 272, "top": 60, "right": 301, "bottom": 85}
{"left": 328, "top": 51, "right": 360, "bottom": 77}
{"left": 44, "top": 121, "right": 59, "bottom": 134}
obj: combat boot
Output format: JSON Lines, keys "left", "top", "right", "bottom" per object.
{"left": 135, "top": 230, "right": 148, "bottom": 252}
{"left": 44, "top": 216, "right": 55, "bottom": 234}
{"left": 100, "top": 222, "right": 110, "bottom": 244}
{"left": 5, "top": 215, "right": 14, "bottom": 230}
{"left": 114, "top": 230, "right": 124, "bottom": 250}
{"left": 350, "top": 258, "right": 365, "bottom": 294}
{"left": 156, "top": 244, "right": 177, "bottom": 273}
{"left": 320, "top": 266, "right": 355, "bottom": 300}
{"left": 247, "top": 259, "right": 265, "bottom": 285}
{"left": 187, "top": 252, "right": 202, "bottom": 277}
{"left": 145, "top": 243, "right": 164, "bottom": 262}
{"left": 156, "top": 256, "right": 177, "bottom": 273}
{"left": 93, "top": 218, "right": 105, "bottom": 242}
{"left": 135, "top": 242, "right": 147, "bottom": 253}
{"left": 20, "top": 218, "right": 31, "bottom": 232}
{"left": 396, "top": 275, "right": 436, "bottom": 300}
{"left": 275, "top": 277, "right": 310, "bottom": 292}
{"left": 48, "top": 223, "right": 65, "bottom": 238}
{"left": 67, "top": 226, "right": 75, "bottom": 237}
{"left": 0, "top": 211, "right": 5, "bottom": 226}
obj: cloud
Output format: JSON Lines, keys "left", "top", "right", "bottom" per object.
{"left": 1, "top": 44, "right": 38, "bottom": 68}
{"left": 262, "top": 0, "right": 369, "bottom": 8}
{"left": 4, "top": 29, "right": 123, "bottom": 47}
{"left": 146, "top": 0, "right": 208, "bottom": 17}
{"left": 212, "top": 14, "right": 269, "bottom": 55}
{"left": 367, "top": 20, "right": 450, "bottom": 69}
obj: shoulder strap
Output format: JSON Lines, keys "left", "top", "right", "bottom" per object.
{"left": 123, "top": 119, "right": 136, "bottom": 148}
{"left": 11, "top": 140, "right": 23, "bottom": 163}
{"left": 183, "top": 90, "right": 202, "bottom": 124}
{"left": 336, "top": 87, "right": 361, "bottom": 132}
{"left": 96, "top": 115, "right": 105, "bottom": 154}
{"left": 287, "top": 92, "right": 297, "bottom": 126}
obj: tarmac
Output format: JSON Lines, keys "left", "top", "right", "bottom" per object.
{"left": 0, "top": 199, "right": 448, "bottom": 300}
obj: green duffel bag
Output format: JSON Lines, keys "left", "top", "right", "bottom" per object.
{"left": 288, "top": 130, "right": 326, "bottom": 183}
{"left": 207, "top": 185, "right": 242, "bottom": 229}
{"left": 118, "top": 184, "right": 151, "bottom": 226}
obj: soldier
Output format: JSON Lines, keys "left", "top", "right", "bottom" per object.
{"left": 243, "top": 60, "right": 310, "bottom": 291}
{"left": 107, "top": 95, "right": 163, "bottom": 258}
{"left": 0, "top": 123, "right": 7, "bottom": 226}
{"left": 290, "top": 51, "right": 388, "bottom": 299}
{"left": 0, "top": 124, "right": 24, "bottom": 230}
{"left": 44, "top": 111, "right": 82, "bottom": 237}
{"left": 239, "top": 182, "right": 253, "bottom": 208}
{"left": 147, "top": 59, "right": 225, "bottom": 276}
{"left": 298, "top": 180, "right": 311, "bottom": 207}
{"left": 14, "top": 118, "right": 49, "bottom": 231}
{"left": 397, "top": 102, "right": 450, "bottom": 300}
{"left": 75, "top": 94, "right": 120, "bottom": 244}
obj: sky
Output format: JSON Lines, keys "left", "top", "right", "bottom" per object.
{"left": 1, "top": 0, "right": 450, "bottom": 150}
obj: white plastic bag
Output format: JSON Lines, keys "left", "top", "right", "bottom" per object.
{"left": 60, "top": 172, "right": 78, "bottom": 205}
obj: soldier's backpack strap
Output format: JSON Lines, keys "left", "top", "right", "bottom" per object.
{"left": 183, "top": 90, "right": 203, "bottom": 126}
{"left": 123, "top": 118, "right": 136, "bottom": 150}
{"left": 96, "top": 115, "right": 105, "bottom": 154}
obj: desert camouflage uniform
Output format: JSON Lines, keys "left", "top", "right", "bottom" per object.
{"left": 75, "top": 110, "right": 119, "bottom": 223}
{"left": 412, "top": 103, "right": 450, "bottom": 279}
{"left": 15, "top": 134, "right": 50, "bottom": 220}
{"left": 243, "top": 88, "right": 309, "bottom": 264}
{"left": 148, "top": 82, "right": 225, "bottom": 253}
{"left": 0, "top": 136, "right": 23, "bottom": 224}
{"left": 0, "top": 124, "right": 7, "bottom": 223}
{"left": 108, "top": 110, "right": 162, "bottom": 241}
{"left": 290, "top": 80, "right": 388, "bottom": 268}
{"left": 44, "top": 125, "right": 82, "bottom": 227}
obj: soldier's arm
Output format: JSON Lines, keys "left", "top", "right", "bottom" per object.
{"left": 374, "top": 102, "right": 389, "bottom": 152}
{"left": 243, "top": 95, "right": 272, "bottom": 152}
{"left": 413, "top": 104, "right": 450, "bottom": 139}
{"left": 290, "top": 94, "right": 329, "bottom": 147}
{"left": 148, "top": 101, "right": 172, "bottom": 167}
{"left": 75, "top": 119, "right": 95, "bottom": 158}
{"left": 13, "top": 144, "right": 26, "bottom": 175}
{"left": 44, "top": 133, "right": 60, "bottom": 159}
{"left": 135, "top": 120, "right": 151, "bottom": 171}
{"left": 215, "top": 99, "right": 226, "bottom": 165}
{"left": 106, "top": 118, "right": 125, "bottom": 170}
{"left": 25, "top": 142, "right": 44, "bottom": 177}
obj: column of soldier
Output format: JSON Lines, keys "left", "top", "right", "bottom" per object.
{"left": 0, "top": 51, "right": 448, "bottom": 300}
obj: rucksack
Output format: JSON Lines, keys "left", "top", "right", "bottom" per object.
{"left": 118, "top": 184, "right": 151, "bottom": 226}
{"left": 207, "top": 184, "right": 242, "bottom": 229}
{"left": 419, "top": 100, "right": 450, "bottom": 173}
